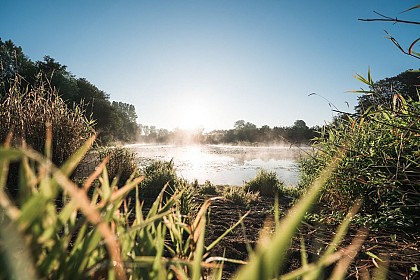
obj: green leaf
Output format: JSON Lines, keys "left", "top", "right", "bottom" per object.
{"left": 0, "top": 148, "right": 23, "bottom": 162}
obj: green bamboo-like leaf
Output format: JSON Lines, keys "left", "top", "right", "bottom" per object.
{"left": 151, "top": 224, "right": 166, "bottom": 278}
{"left": 366, "top": 251, "right": 384, "bottom": 262}
{"left": 300, "top": 237, "right": 308, "bottom": 267}
{"left": 0, "top": 148, "right": 23, "bottom": 162}
{"left": 0, "top": 216, "right": 38, "bottom": 280}
{"left": 18, "top": 194, "right": 48, "bottom": 230}
{"left": 100, "top": 166, "right": 111, "bottom": 202}
{"left": 58, "top": 135, "right": 95, "bottom": 177}
{"left": 192, "top": 210, "right": 206, "bottom": 280}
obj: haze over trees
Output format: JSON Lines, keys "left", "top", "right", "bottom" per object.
{"left": 0, "top": 38, "right": 140, "bottom": 143}
{"left": 139, "top": 119, "right": 318, "bottom": 145}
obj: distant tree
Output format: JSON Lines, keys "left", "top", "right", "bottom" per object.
{"left": 1, "top": 39, "right": 141, "bottom": 144}
{"left": 0, "top": 38, "right": 37, "bottom": 95}
{"left": 234, "top": 120, "right": 246, "bottom": 129}
{"left": 112, "top": 101, "right": 138, "bottom": 122}
{"left": 355, "top": 70, "right": 420, "bottom": 114}
{"left": 287, "top": 120, "right": 313, "bottom": 144}
{"left": 293, "top": 120, "right": 308, "bottom": 130}
{"left": 36, "top": 56, "right": 78, "bottom": 102}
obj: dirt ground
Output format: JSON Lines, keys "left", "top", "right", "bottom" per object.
{"left": 199, "top": 195, "right": 419, "bottom": 280}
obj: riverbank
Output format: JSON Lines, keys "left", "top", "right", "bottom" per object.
{"left": 73, "top": 149, "right": 419, "bottom": 279}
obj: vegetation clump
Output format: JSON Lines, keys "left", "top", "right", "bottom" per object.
{"left": 0, "top": 79, "right": 94, "bottom": 166}
{"left": 223, "top": 186, "right": 260, "bottom": 206}
{"left": 199, "top": 180, "right": 219, "bottom": 195}
{"left": 299, "top": 70, "right": 420, "bottom": 230}
{"left": 97, "top": 146, "right": 139, "bottom": 187}
{"left": 0, "top": 38, "right": 140, "bottom": 144}
{"left": 244, "top": 169, "right": 285, "bottom": 197}
{"left": 139, "top": 159, "right": 179, "bottom": 200}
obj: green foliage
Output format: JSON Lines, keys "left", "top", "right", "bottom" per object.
{"left": 355, "top": 70, "right": 420, "bottom": 114}
{"left": 300, "top": 71, "right": 420, "bottom": 230}
{"left": 0, "top": 132, "right": 376, "bottom": 279}
{"left": 0, "top": 137, "right": 234, "bottom": 279}
{"left": 199, "top": 180, "right": 219, "bottom": 195}
{"left": 223, "top": 186, "right": 260, "bottom": 207}
{"left": 139, "top": 159, "right": 179, "bottom": 200}
{"left": 244, "top": 169, "right": 285, "bottom": 197}
{"left": 97, "top": 146, "right": 139, "bottom": 187}
{"left": 0, "top": 38, "right": 139, "bottom": 144}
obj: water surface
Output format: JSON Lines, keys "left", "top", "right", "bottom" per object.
{"left": 128, "top": 144, "right": 308, "bottom": 186}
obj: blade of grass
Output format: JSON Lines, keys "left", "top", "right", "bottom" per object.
{"left": 206, "top": 210, "right": 250, "bottom": 252}
{"left": 21, "top": 147, "right": 127, "bottom": 280}
{"left": 304, "top": 200, "right": 362, "bottom": 280}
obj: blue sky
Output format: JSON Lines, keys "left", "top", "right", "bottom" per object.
{"left": 1, "top": 1, "right": 419, "bottom": 131}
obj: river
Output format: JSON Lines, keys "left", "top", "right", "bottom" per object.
{"left": 127, "top": 144, "right": 309, "bottom": 186}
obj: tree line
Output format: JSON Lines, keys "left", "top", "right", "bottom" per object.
{"left": 0, "top": 38, "right": 140, "bottom": 143}
{"left": 140, "top": 119, "right": 319, "bottom": 145}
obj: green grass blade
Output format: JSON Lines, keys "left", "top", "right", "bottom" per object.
{"left": 58, "top": 135, "right": 95, "bottom": 177}
{"left": 206, "top": 210, "right": 250, "bottom": 252}
{"left": 0, "top": 216, "right": 38, "bottom": 280}
{"left": 192, "top": 211, "right": 206, "bottom": 280}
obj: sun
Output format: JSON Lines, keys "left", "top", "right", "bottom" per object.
{"left": 175, "top": 96, "right": 212, "bottom": 130}
{"left": 179, "top": 103, "right": 208, "bottom": 130}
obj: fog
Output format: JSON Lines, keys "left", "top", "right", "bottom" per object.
{"left": 127, "top": 143, "right": 310, "bottom": 186}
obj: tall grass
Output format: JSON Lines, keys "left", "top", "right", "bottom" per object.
{"left": 0, "top": 79, "right": 376, "bottom": 279}
{"left": 0, "top": 134, "right": 373, "bottom": 279}
{"left": 244, "top": 169, "right": 284, "bottom": 196}
{"left": 0, "top": 77, "right": 94, "bottom": 166}
{"left": 299, "top": 71, "right": 420, "bottom": 230}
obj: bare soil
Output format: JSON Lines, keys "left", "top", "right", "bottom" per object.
{"left": 199, "top": 194, "right": 419, "bottom": 280}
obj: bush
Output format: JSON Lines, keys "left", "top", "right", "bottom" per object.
{"left": 97, "top": 146, "right": 139, "bottom": 187}
{"left": 223, "top": 186, "right": 260, "bottom": 206}
{"left": 244, "top": 169, "right": 284, "bottom": 197}
{"left": 199, "top": 180, "right": 219, "bottom": 195}
{"left": 139, "top": 159, "right": 179, "bottom": 200}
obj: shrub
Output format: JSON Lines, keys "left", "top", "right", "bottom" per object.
{"left": 139, "top": 159, "right": 179, "bottom": 200}
{"left": 199, "top": 180, "right": 219, "bottom": 195}
{"left": 244, "top": 169, "right": 284, "bottom": 197}
{"left": 97, "top": 146, "right": 139, "bottom": 187}
{"left": 223, "top": 186, "right": 259, "bottom": 206}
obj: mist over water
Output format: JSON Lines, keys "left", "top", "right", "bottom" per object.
{"left": 128, "top": 144, "right": 308, "bottom": 186}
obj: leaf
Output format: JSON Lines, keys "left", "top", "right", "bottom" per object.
{"left": 58, "top": 134, "right": 96, "bottom": 177}
{"left": 408, "top": 37, "right": 420, "bottom": 55}
{"left": 0, "top": 148, "right": 23, "bottom": 162}
{"left": 366, "top": 251, "right": 384, "bottom": 262}
{"left": 401, "top": 4, "right": 420, "bottom": 13}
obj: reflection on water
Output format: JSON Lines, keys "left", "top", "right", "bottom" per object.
{"left": 127, "top": 144, "right": 308, "bottom": 186}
